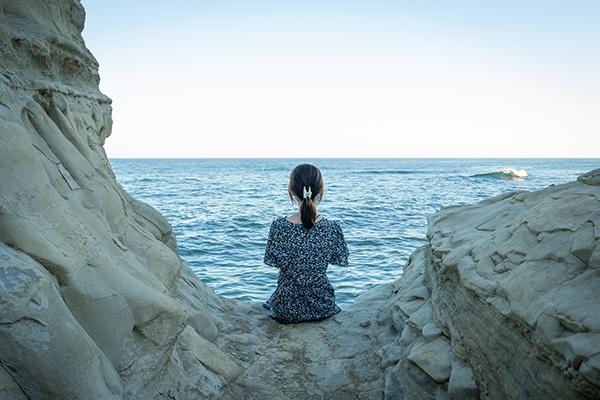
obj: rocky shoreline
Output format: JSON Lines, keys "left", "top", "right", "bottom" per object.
{"left": 1, "top": 1, "right": 599, "bottom": 399}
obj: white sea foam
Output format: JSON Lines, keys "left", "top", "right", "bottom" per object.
{"left": 504, "top": 168, "right": 528, "bottom": 178}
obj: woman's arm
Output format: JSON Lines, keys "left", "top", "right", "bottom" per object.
{"left": 264, "top": 221, "right": 279, "bottom": 268}
{"left": 330, "top": 222, "right": 349, "bottom": 266}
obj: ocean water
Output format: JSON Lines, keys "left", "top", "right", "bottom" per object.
{"left": 110, "top": 158, "right": 598, "bottom": 305}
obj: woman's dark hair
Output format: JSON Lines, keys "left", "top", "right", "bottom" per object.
{"left": 289, "top": 164, "right": 323, "bottom": 229}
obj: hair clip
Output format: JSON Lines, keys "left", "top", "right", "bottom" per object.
{"left": 303, "top": 186, "right": 312, "bottom": 199}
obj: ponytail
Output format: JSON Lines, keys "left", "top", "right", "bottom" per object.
{"left": 300, "top": 187, "right": 318, "bottom": 229}
{"left": 289, "top": 164, "right": 323, "bottom": 229}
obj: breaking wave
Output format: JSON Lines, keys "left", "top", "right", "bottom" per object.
{"left": 472, "top": 168, "right": 528, "bottom": 180}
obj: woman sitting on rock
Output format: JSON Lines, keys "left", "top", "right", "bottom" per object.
{"left": 263, "top": 164, "right": 349, "bottom": 323}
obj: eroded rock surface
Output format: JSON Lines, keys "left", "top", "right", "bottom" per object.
{"left": 375, "top": 171, "right": 600, "bottom": 400}
{"left": 1, "top": 1, "right": 599, "bottom": 399}
{"left": 0, "top": 1, "right": 241, "bottom": 398}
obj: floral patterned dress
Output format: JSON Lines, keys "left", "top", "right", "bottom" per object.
{"left": 263, "top": 217, "right": 349, "bottom": 323}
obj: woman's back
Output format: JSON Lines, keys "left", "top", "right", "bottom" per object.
{"left": 264, "top": 217, "right": 348, "bottom": 323}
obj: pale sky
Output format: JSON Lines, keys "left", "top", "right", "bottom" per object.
{"left": 81, "top": 0, "right": 599, "bottom": 158}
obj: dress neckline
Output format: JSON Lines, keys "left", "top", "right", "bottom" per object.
{"left": 284, "top": 215, "right": 323, "bottom": 225}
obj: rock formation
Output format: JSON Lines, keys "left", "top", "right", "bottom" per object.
{"left": 0, "top": 1, "right": 240, "bottom": 398}
{"left": 377, "top": 171, "right": 600, "bottom": 399}
{"left": 1, "top": 1, "right": 599, "bottom": 399}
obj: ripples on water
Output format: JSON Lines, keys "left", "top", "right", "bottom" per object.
{"left": 110, "top": 158, "right": 598, "bottom": 304}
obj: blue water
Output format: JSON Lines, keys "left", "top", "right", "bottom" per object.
{"left": 110, "top": 158, "right": 598, "bottom": 304}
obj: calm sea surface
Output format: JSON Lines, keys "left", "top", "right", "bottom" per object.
{"left": 110, "top": 158, "right": 598, "bottom": 304}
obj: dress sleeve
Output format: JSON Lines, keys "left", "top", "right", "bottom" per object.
{"left": 330, "top": 221, "right": 349, "bottom": 266}
{"left": 263, "top": 221, "right": 278, "bottom": 268}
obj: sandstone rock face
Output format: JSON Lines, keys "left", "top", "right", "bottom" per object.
{"left": 428, "top": 175, "right": 600, "bottom": 400}
{"left": 2, "top": 1, "right": 599, "bottom": 399}
{"left": 376, "top": 171, "right": 600, "bottom": 400}
{"left": 0, "top": 1, "right": 241, "bottom": 398}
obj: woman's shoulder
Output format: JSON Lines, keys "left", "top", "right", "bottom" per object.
{"left": 318, "top": 217, "right": 343, "bottom": 231}
{"left": 267, "top": 218, "right": 291, "bottom": 239}
{"left": 270, "top": 217, "right": 288, "bottom": 227}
